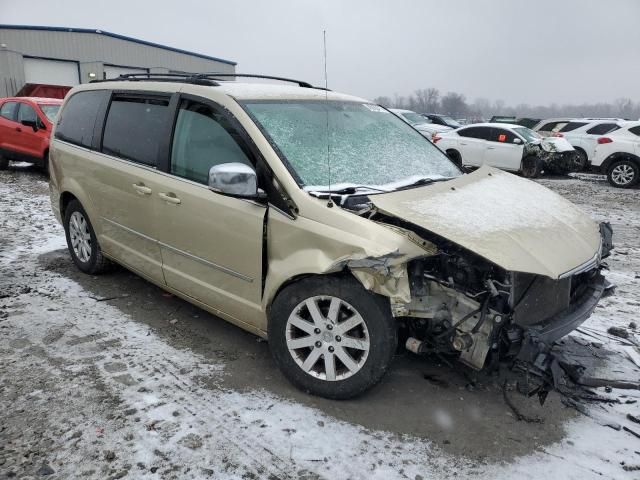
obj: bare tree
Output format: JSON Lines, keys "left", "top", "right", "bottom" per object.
{"left": 441, "top": 92, "right": 467, "bottom": 118}
{"left": 374, "top": 87, "right": 640, "bottom": 120}
{"left": 373, "top": 96, "right": 392, "bottom": 107}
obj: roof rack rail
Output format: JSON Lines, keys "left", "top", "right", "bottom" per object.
{"left": 90, "top": 72, "right": 326, "bottom": 89}
{"left": 196, "top": 73, "right": 315, "bottom": 88}
{"left": 90, "top": 72, "right": 219, "bottom": 86}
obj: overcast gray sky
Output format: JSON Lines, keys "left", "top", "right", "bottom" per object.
{"left": 2, "top": 0, "right": 639, "bottom": 105}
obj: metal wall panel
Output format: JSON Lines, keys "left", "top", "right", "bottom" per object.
{"left": 0, "top": 28, "right": 236, "bottom": 76}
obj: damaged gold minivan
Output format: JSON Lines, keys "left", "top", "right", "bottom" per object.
{"left": 49, "top": 74, "right": 613, "bottom": 399}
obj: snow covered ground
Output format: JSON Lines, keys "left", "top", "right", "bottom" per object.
{"left": 0, "top": 166, "right": 638, "bottom": 479}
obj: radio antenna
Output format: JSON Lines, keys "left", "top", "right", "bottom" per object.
{"left": 323, "top": 30, "right": 333, "bottom": 208}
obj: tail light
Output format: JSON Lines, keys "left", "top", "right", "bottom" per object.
{"left": 597, "top": 137, "right": 613, "bottom": 144}
{"left": 432, "top": 134, "right": 442, "bottom": 144}
{"left": 552, "top": 132, "right": 564, "bottom": 137}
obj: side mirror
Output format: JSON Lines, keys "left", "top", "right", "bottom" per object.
{"left": 21, "top": 119, "right": 38, "bottom": 132}
{"left": 513, "top": 137, "right": 522, "bottom": 144}
{"left": 208, "top": 162, "right": 261, "bottom": 198}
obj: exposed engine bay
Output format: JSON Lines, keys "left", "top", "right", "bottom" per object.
{"left": 340, "top": 194, "right": 615, "bottom": 373}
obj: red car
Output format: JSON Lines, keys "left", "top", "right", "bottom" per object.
{"left": 0, "top": 97, "right": 63, "bottom": 173}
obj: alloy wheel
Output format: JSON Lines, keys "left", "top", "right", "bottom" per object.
{"left": 611, "top": 163, "right": 635, "bottom": 186}
{"left": 69, "top": 211, "right": 92, "bottom": 262}
{"left": 285, "top": 296, "right": 370, "bottom": 381}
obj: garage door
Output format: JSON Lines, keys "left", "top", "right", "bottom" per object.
{"left": 103, "top": 65, "right": 148, "bottom": 79}
{"left": 23, "top": 58, "right": 79, "bottom": 86}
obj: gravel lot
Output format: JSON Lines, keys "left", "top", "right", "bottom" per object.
{"left": 1, "top": 164, "right": 639, "bottom": 479}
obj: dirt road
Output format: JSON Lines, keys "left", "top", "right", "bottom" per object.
{"left": 1, "top": 164, "right": 639, "bottom": 479}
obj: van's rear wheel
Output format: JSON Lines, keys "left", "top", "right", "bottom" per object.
{"left": 63, "top": 199, "right": 112, "bottom": 274}
{"left": 268, "top": 276, "right": 396, "bottom": 399}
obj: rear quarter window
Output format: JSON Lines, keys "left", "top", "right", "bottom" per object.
{"left": 586, "top": 123, "right": 619, "bottom": 135}
{"left": 628, "top": 126, "right": 640, "bottom": 137}
{"left": 55, "top": 90, "right": 108, "bottom": 148}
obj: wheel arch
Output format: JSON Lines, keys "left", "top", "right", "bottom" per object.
{"left": 602, "top": 152, "right": 640, "bottom": 173}
{"left": 265, "top": 270, "right": 356, "bottom": 316}
{"left": 58, "top": 179, "right": 100, "bottom": 235}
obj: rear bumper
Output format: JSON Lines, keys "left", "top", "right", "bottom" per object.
{"left": 527, "top": 272, "right": 609, "bottom": 345}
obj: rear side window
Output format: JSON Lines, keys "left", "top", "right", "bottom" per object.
{"left": 538, "top": 121, "right": 567, "bottom": 132}
{"left": 628, "top": 126, "right": 640, "bottom": 136}
{"left": 55, "top": 91, "right": 107, "bottom": 148}
{"left": 559, "top": 121, "right": 588, "bottom": 133}
{"left": 170, "top": 100, "right": 253, "bottom": 184}
{"left": 102, "top": 95, "right": 170, "bottom": 167}
{"left": 458, "top": 126, "right": 491, "bottom": 140}
{"left": 17, "top": 103, "right": 37, "bottom": 123}
{"left": 0, "top": 101, "right": 19, "bottom": 121}
{"left": 586, "top": 123, "right": 619, "bottom": 135}
{"left": 489, "top": 128, "right": 518, "bottom": 143}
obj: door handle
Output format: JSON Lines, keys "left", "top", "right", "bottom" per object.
{"left": 487, "top": 146, "right": 496, "bottom": 150}
{"left": 132, "top": 183, "right": 152, "bottom": 195}
{"left": 158, "top": 192, "right": 181, "bottom": 205}
{"left": 16, "top": 127, "right": 22, "bottom": 132}
{"left": 460, "top": 142, "right": 467, "bottom": 146}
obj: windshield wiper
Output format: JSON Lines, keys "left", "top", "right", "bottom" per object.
{"left": 309, "top": 185, "right": 389, "bottom": 195}
{"left": 394, "top": 177, "right": 451, "bottom": 191}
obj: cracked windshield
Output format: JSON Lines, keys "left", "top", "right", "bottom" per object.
{"left": 244, "top": 100, "right": 460, "bottom": 189}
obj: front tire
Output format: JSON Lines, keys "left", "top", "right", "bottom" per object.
{"left": 573, "top": 149, "right": 588, "bottom": 172}
{"left": 521, "top": 156, "right": 544, "bottom": 178}
{"left": 268, "top": 276, "right": 397, "bottom": 399}
{"left": 607, "top": 158, "right": 639, "bottom": 188}
{"left": 63, "top": 199, "right": 112, "bottom": 274}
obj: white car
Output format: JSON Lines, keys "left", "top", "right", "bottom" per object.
{"left": 592, "top": 121, "right": 640, "bottom": 188}
{"left": 435, "top": 123, "right": 576, "bottom": 178}
{"left": 554, "top": 119, "right": 626, "bottom": 170}
{"left": 389, "top": 108, "right": 452, "bottom": 140}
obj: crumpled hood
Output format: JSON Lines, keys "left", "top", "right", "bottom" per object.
{"left": 371, "top": 167, "right": 601, "bottom": 279}
{"left": 538, "top": 136, "right": 575, "bottom": 153}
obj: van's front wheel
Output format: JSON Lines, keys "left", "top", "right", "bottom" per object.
{"left": 268, "top": 276, "right": 397, "bottom": 399}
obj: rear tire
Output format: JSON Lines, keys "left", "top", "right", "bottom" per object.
{"left": 268, "top": 276, "right": 397, "bottom": 399}
{"left": 0, "top": 155, "right": 8, "bottom": 170}
{"left": 607, "top": 158, "right": 639, "bottom": 188}
{"left": 63, "top": 199, "right": 113, "bottom": 274}
{"left": 521, "top": 156, "right": 544, "bottom": 178}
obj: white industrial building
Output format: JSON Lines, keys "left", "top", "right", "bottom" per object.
{"left": 0, "top": 24, "right": 236, "bottom": 97}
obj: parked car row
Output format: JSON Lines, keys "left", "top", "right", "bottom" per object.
{"left": 388, "top": 107, "right": 640, "bottom": 187}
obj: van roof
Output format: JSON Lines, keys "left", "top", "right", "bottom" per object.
{"left": 81, "top": 73, "right": 370, "bottom": 103}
